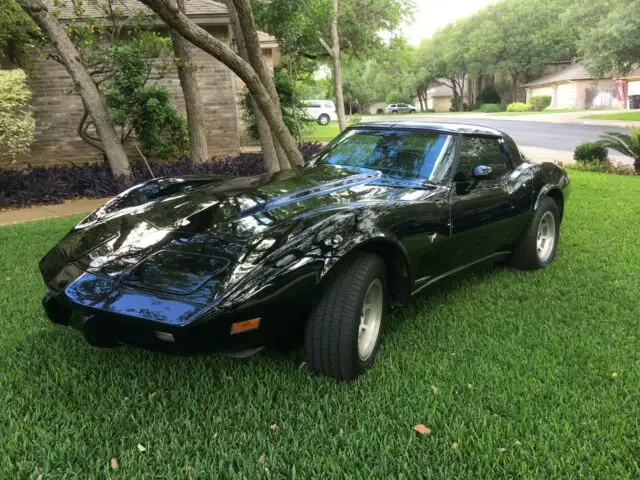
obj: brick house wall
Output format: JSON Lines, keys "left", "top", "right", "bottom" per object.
{"left": 1, "top": 23, "right": 278, "bottom": 168}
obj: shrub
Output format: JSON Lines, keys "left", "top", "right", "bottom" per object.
{"left": 0, "top": 142, "right": 323, "bottom": 209}
{"left": 569, "top": 160, "right": 636, "bottom": 176}
{"left": 598, "top": 127, "right": 640, "bottom": 173}
{"left": 506, "top": 102, "right": 531, "bottom": 113}
{"left": 574, "top": 141, "right": 609, "bottom": 163}
{"left": 476, "top": 85, "right": 501, "bottom": 104}
{"left": 478, "top": 103, "right": 503, "bottom": 113}
{"left": 0, "top": 69, "right": 35, "bottom": 161}
{"left": 528, "top": 95, "right": 552, "bottom": 112}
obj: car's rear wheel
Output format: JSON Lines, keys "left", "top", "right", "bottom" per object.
{"left": 510, "top": 196, "right": 560, "bottom": 270}
{"left": 318, "top": 114, "right": 330, "bottom": 125}
{"left": 304, "top": 252, "right": 387, "bottom": 381}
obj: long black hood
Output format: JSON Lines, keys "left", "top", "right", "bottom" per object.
{"left": 40, "top": 165, "right": 427, "bottom": 323}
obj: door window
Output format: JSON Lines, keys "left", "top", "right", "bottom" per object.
{"left": 454, "top": 136, "right": 510, "bottom": 182}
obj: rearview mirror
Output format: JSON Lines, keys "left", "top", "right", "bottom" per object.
{"left": 471, "top": 165, "right": 493, "bottom": 179}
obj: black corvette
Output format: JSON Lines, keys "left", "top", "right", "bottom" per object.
{"left": 40, "top": 122, "right": 570, "bottom": 380}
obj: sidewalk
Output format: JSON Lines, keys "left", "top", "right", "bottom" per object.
{"left": 0, "top": 197, "right": 108, "bottom": 227}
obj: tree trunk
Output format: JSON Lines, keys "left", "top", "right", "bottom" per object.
{"left": 137, "top": 0, "right": 304, "bottom": 169}
{"left": 227, "top": 1, "right": 281, "bottom": 172}
{"left": 231, "top": 0, "right": 297, "bottom": 169}
{"left": 19, "top": 0, "right": 132, "bottom": 181}
{"left": 319, "top": 0, "right": 346, "bottom": 132}
{"left": 172, "top": 0, "right": 209, "bottom": 165}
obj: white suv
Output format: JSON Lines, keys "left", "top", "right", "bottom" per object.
{"left": 384, "top": 103, "right": 417, "bottom": 114}
{"left": 302, "top": 100, "right": 338, "bottom": 125}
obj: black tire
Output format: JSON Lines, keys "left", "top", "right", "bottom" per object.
{"left": 317, "top": 114, "right": 330, "bottom": 125}
{"left": 391, "top": 110, "right": 398, "bottom": 114}
{"left": 304, "top": 252, "right": 387, "bottom": 381}
{"left": 510, "top": 196, "right": 561, "bottom": 270}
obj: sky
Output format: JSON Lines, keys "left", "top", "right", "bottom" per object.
{"left": 402, "top": 0, "right": 498, "bottom": 45}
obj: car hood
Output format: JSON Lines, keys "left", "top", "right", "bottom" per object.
{"left": 40, "top": 165, "right": 421, "bottom": 315}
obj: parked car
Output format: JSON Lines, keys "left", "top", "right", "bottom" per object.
{"left": 40, "top": 122, "right": 570, "bottom": 381}
{"left": 302, "top": 99, "right": 338, "bottom": 125}
{"left": 385, "top": 103, "right": 417, "bottom": 114}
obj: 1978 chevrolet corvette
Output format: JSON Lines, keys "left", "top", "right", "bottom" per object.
{"left": 40, "top": 122, "right": 570, "bottom": 380}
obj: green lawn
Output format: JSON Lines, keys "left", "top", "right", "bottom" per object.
{"left": 582, "top": 111, "right": 640, "bottom": 122}
{"left": 492, "top": 109, "right": 589, "bottom": 117}
{"left": 2, "top": 171, "right": 639, "bottom": 478}
{"left": 300, "top": 121, "right": 342, "bottom": 142}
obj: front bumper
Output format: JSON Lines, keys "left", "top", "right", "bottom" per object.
{"left": 42, "top": 269, "right": 319, "bottom": 354}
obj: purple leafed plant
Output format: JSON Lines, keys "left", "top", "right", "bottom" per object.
{"left": 0, "top": 142, "right": 323, "bottom": 209}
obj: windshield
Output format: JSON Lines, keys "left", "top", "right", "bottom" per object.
{"left": 314, "top": 128, "right": 455, "bottom": 182}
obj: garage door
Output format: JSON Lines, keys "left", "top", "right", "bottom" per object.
{"left": 556, "top": 83, "right": 576, "bottom": 109}
{"left": 628, "top": 81, "right": 640, "bottom": 96}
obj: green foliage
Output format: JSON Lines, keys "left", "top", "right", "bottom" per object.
{"left": 478, "top": 103, "right": 503, "bottom": 113}
{"left": 49, "top": 2, "right": 185, "bottom": 158}
{"left": 242, "top": 67, "right": 304, "bottom": 140}
{"left": 569, "top": 160, "right": 636, "bottom": 176}
{"left": 0, "top": 0, "right": 38, "bottom": 63}
{"left": 598, "top": 128, "right": 640, "bottom": 173}
{"left": 476, "top": 85, "right": 501, "bottom": 104}
{"left": 385, "top": 90, "right": 410, "bottom": 104}
{"left": 567, "top": 0, "right": 640, "bottom": 77}
{"left": 528, "top": 95, "right": 552, "bottom": 111}
{"left": 99, "top": 33, "right": 185, "bottom": 158}
{"left": 506, "top": 102, "right": 531, "bottom": 112}
{"left": 253, "top": 0, "right": 414, "bottom": 59}
{"left": 0, "top": 69, "right": 35, "bottom": 160}
{"left": 573, "top": 141, "right": 608, "bottom": 163}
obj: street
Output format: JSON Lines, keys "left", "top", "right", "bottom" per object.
{"left": 361, "top": 114, "right": 630, "bottom": 156}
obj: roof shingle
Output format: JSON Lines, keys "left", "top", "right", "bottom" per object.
{"left": 523, "top": 62, "right": 612, "bottom": 87}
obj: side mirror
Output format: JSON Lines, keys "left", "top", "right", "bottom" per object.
{"left": 471, "top": 165, "right": 493, "bottom": 179}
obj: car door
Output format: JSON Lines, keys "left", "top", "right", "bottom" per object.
{"left": 448, "top": 134, "right": 516, "bottom": 268}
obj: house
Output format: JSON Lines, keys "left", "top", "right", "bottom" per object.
{"left": 523, "top": 62, "right": 624, "bottom": 110}
{"left": 620, "top": 66, "right": 640, "bottom": 109}
{"left": 425, "top": 82, "right": 471, "bottom": 112}
{"left": 1, "top": 0, "right": 280, "bottom": 167}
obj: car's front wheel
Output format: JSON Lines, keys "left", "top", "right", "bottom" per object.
{"left": 304, "top": 252, "right": 387, "bottom": 381}
{"left": 511, "top": 196, "right": 560, "bottom": 270}
{"left": 317, "top": 114, "right": 330, "bottom": 125}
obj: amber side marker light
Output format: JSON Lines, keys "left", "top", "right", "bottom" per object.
{"left": 230, "top": 318, "right": 261, "bottom": 335}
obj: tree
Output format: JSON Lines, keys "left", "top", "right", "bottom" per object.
{"left": 421, "top": 22, "right": 470, "bottom": 111}
{"left": 568, "top": 0, "right": 640, "bottom": 77}
{"left": 0, "top": 0, "right": 37, "bottom": 63}
{"left": 463, "top": 0, "right": 578, "bottom": 101}
{"left": 137, "top": 0, "right": 304, "bottom": 169}
{"left": 254, "top": 0, "right": 413, "bottom": 130}
{"left": 19, "top": 0, "right": 133, "bottom": 181}
{"left": 231, "top": 0, "right": 296, "bottom": 169}
{"left": 228, "top": 0, "right": 280, "bottom": 172}
{"left": 171, "top": 0, "right": 209, "bottom": 164}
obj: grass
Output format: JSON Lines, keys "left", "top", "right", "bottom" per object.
{"left": 491, "top": 109, "right": 589, "bottom": 117}
{"left": 300, "top": 121, "right": 343, "bottom": 142}
{"left": 2, "top": 171, "right": 640, "bottom": 478}
{"left": 582, "top": 111, "right": 640, "bottom": 122}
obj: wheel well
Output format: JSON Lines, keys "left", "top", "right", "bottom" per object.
{"left": 355, "top": 241, "right": 410, "bottom": 306}
{"left": 546, "top": 188, "right": 564, "bottom": 220}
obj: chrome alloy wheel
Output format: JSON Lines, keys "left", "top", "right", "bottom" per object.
{"left": 358, "top": 279, "right": 383, "bottom": 361}
{"left": 536, "top": 211, "right": 556, "bottom": 262}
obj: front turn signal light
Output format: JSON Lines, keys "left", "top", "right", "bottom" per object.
{"left": 230, "top": 318, "right": 261, "bottom": 335}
